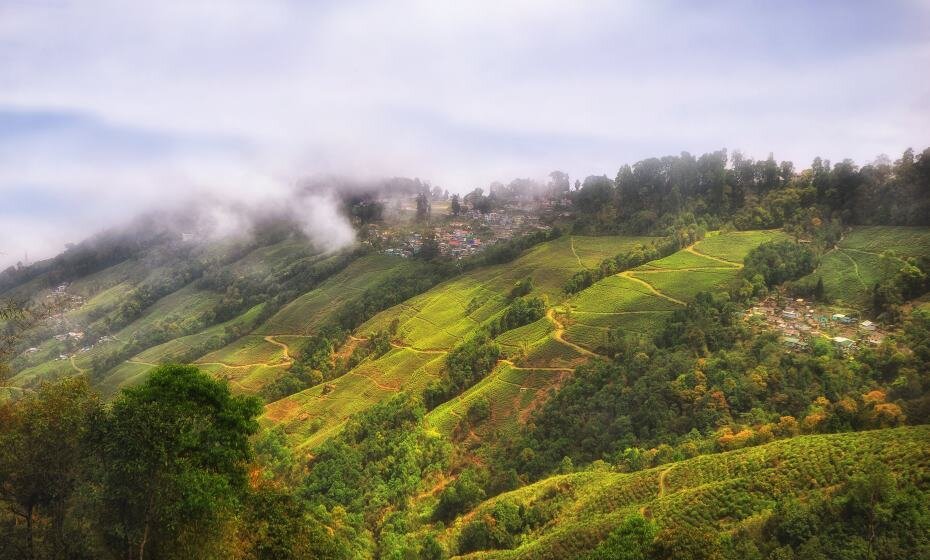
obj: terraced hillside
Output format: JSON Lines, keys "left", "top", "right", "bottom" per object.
{"left": 441, "top": 426, "right": 930, "bottom": 559}
{"left": 261, "top": 231, "right": 797, "bottom": 450}
{"left": 425, "top": 231, "right": 788, "bottom": 442}
{"left": 800, "top": 226, "right": 930, "bottom": 307}
{"left": 261, "top": 235, "right": 657, "bottom": 448}
{"left": 116, "top": 254, "right": 417, "bottom": 396}
{"left": 2, "top": 237, "right": 336, "bottom": 393}
{"left": 568, "top": 230, "right": 787, "bottom": 350}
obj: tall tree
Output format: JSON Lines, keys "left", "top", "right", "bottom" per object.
{"left": 416, "top": 192, "right": 431, "bottom": 223}
{"left": 0, "top": 377, "right": 101, "bottom": 560}
{"left": 98, "top": 365, "right": 261, "bottom": 560}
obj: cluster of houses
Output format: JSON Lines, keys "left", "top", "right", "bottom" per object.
{"left": 20, "top": 283, "right": 119, "bottom": 362}
{"left": 747, "top": 296, "right": 887, "bottom": 354}
{"left": 372, "top": 209, "right": 550, "bottom": 259}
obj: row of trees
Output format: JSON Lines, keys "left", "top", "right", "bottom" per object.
{"left": 570, "top": 147, "right": 930, "bottom": 236}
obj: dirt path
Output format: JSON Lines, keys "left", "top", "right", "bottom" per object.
{"left": 195, "top": 358, "right": 291, "bottom": 369}
{"left": 70, "top": 356, "right": 87, "bottom": 375}
{"left": 408, "top": 314, "right": 463, "bottom": 343}
{"left": 657, "top": 465, "right": 672, "bottom": 498}
{"left": 127, "top": 358, "right": 158, "bottom": 367}
{"left": 348, "top": 371, "right": 400, "bottom": 392}
{"left": 499, "top": 358, "right": 572, "bottom": 372}
{"left": 193, "top": 336, "right": 296, "bottom": 370}
{"left": 618, "top": 272, "right": 686, "bottom": 306}
{"left": 571, "top": 310, "right": 668, "bottom": 315}
{"left": 631, "top": 266, "right": 736, "bottom": 274}
{"left": 640, "top": 464, "right": 675, "bottom": 517}
{"left": 264, "top": 335, "right": 294, "bottom": 362}
{"left": 839, "top": 250, "right": 866, "bottom": 288}
{"left": 685, "top": 243, "right": 742, "bottom": 268}
{"left": 413, "top": 474, "right": 452, "bottom": 502}
{"left": 842, "top": 247, "right": 905, "bottom": 261}
{"left": 545, "top": 307, "right": 602, "bottom": 358}
{"left": 389, "top": 341, "right": 448, "bottom": 355}
{"left": 570, "top": 236, "right": 587, "bottom": 269}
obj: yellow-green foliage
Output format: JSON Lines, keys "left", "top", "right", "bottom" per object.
{"left": 799, "top": 226, "right": 930, "bottom": 306}
{"left": 445, "top": 426, "right": 930, "bottom": 559}
{"left": 262, "top": 347, "right": 446, "bottom": 449}
{"left": 627, "top": 269, "right": 734, "bottom": 302}
{"left": 635, "top": 250, "right": 733, "bottom": 270}
{"left": 262, "top": 236, "right": 646, "bottom": 448}
{"left": 198, "top": 335, "right": 288, "bottom": 367}
{"left": 427, "top": 363, "right": 566, "bottom": 436}
{"left": 840, "top": 226, "right": 930, "bottom": 257}
{"left": 571, "top": 276, "right": 680, "bottom": 313}
{"left": 692, "top": 230, "right": 788, "bottom": 263}
{"left": 257, "top": 254, "right": 411, "bottom": 335}
{"left": 569, "top": 236, "right": 662, "bottom": 269}
{"left": 562, "top": 230, "right": 789, "bottom": 352}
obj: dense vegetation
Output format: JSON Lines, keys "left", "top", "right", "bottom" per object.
{"left": 0, "top": 366, "right": 262, "bottom": 559}
{"left": 2, "top": 147, "right": 930, "bottom": 559}
{"left": 570, "top": 147, "right": 930, "bottom": 236}
{"left": 505, "top": 289, "right": 930, "bottom": 480}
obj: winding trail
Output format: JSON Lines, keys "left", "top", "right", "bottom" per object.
{"left": 617, "top": 272, "right": 686, "bottom": 306}
{"left": 348, "top": 371, "right": 400, "bottom": 392}
{"left": 657, "top": 465, "right": 673, "bottom": 498}
{"left": 127, "top": 359, "right": 158, "bottom": 367}
{"left": 545, "top": 307, "right": 602, "bottom": 358}
{"left": 499, "top": 358, "right": 572, "bottom": 372}
{"left": 389, "top": 340, "right": 448, "bottom": 355}
{"left": 70, "top": 356, "right": 87, "bottom": 375}
{"left": 839, "top": 250, "right": 866, "bottom": 288}
{"left": 639, "top": 465, "right": 675, "bottom": 518}
{"left": 191, "top": 336, "right": 296, "bottom": 370}
{"left": 264, "top": 335, "right": 294, "bottom": 362}
{"left": 684, "top": 243, "right": 742, "bottom": 268}
{"left": 631, "top": 266, "right": 736, "bottom": 274}
{"left": 570, "top": 236, "right": 587, "bottom": 269}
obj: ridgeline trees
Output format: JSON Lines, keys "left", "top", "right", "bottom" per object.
{"left": 571, "top": 147, "right": 930, "bottom": 236}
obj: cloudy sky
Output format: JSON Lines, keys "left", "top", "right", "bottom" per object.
{"left": 1, "top": 0, "right": 928, "bottom": 267}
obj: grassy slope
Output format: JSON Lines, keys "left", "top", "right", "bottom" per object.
{"left": 559, "top": 230, "right": 788, "bottom": 353}
{"left": 263, "top": 235, "right": 652, "bottom": 448}
{"left": 800, "top": 226, "right": 930, "bottom": 307}
{"left": 6, "top": 239, "right": 323, "bottom": 391}
{"left": 256, "top": 254, "right": 411, "bottom": 335}
{"left": 445, "top": 426, "right": 930, "bottom": 559}
{"left": 427, "top": 231, "right": 790, "bottom": 440}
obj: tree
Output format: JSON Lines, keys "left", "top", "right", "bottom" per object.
{"left": 416, "top": 193, "right": 431, "bottom": 223}
{"left": 450, "top": 194, "right": 461, "bottom": 216}
{"left": 547, "top": 170, "right": 570, "bottom": 195}
{"left": 0, "top": 377, "right": 101, "bottom": 560}
{"left": 98, "top": 364, "right": 261, "bottom": 560}
{"left": 585, "top": 514, "right": 657, "bottom": 560}
{"left": 240, "top": 486, "right": 352, "bottom": 560}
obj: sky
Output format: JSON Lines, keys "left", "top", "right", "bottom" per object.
{"left": 1, "top": 0, "right": 929, "bottom": 267}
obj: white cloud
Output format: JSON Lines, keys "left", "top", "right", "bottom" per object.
{"left": 0, "top": 0, "right": 928, "bottom": 267}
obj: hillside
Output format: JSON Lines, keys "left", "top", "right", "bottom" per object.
{"left": 424, "top": 230, "right": 786, "bottom": 442}
{"left": 798, "top": 226, "right": 930, "bottom": 307}
{"left": 441, "top": 426, "right": 930, "bottom": 559}
{"left": 262, "top": 234, "right": 659, "bottom": 448}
